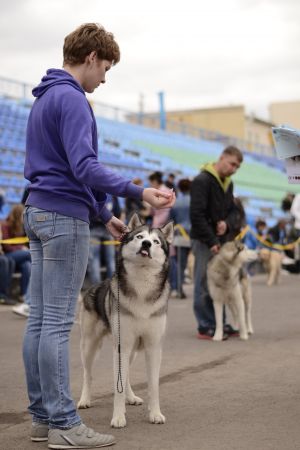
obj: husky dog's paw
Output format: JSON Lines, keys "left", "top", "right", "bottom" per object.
{"left": 149, "top": 411, "right": 166, "bottom": 424}
{"left": 239, "top": 333, "right": 249, "bottom": 340}
{"left": 212, "top": 334, "right": 223, "bottom": 341}
{"left": 247, "top": 327, "right": 254, "bottom": 335}
{"left": 126, "top": 394, "right": 144, "bottom": 405}
{"left": 77, "top": 398, "right": 91, "bottom": 409}
{"left": 111, "top": 414, "right": 127, "bottom": 428}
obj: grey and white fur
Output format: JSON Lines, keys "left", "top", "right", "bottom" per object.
{"left": 77, "top": 213, "right": 173, "bottom": 428}
{"left": 207, "top": 241, "right": 257, "bottom": 341}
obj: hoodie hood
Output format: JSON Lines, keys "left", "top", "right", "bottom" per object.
{"left": 32, "top": 68, "right": 85, "bottom": 98}
{"left": 202, "top": 162, "right": 232, "bottom": 192}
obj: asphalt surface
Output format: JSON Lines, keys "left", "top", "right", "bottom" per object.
{"left": 0, "top": 272, "right": 300, "bottom": 450}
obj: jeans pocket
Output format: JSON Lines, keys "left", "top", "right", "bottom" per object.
{"left": 31, "top": 209, "right": 56, "bottom": 242}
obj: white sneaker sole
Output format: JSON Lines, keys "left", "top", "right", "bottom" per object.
{"left": 48, "top": 440, "right": 116, "bottom": 449}
{"left": 31, "top": 437, "right": 48, "bottom": 442}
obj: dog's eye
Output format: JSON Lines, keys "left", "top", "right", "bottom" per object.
{"left": 153, "top": 239, "right": 160, "bottom": 245}
{"left": 136, "top": 235, "right": 143, "bottom": 239}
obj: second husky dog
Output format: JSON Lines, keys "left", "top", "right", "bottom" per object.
{"left": 207, "top": 241, "right": 257, "bottom": 341}
{"left": 259, "top": 248, "right": 283, "bottom": 286}
{"left": 77, "top": 213, "right": 173, "bottom": 428}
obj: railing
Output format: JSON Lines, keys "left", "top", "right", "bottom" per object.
{"left": 0, "top": 74, "right": 276, "bottom": 157}
{"left": 0, "top": 75, "right": 34, "bottom": 102}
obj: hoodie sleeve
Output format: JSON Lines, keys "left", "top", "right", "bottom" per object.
{"left": 59, "top": 91, "right": 143, "bottom": 200}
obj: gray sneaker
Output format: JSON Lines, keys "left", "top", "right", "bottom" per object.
{"left": 31, "top": 422, "right": 49, "bottom": 442}
{"left": 48, "top": 423, "right": 116, "bottom": 449}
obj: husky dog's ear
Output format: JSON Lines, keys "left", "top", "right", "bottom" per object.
{"left": 160, "top": 221, "right": 174, "bottom": 244}
{"left": 127, "top": 213, "right": 144, "bottom": 231}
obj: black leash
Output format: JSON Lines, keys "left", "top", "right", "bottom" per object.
{"left": 116, "top": 248, "right": 124, "bottom": 394}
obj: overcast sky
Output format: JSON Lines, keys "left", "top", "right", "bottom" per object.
{"left": 1, "top": 0, "right": 299, "bottom": 119}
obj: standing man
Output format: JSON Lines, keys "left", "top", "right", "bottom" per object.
{"left": 23, "top": 23, "right": 175, "bottom": 449}
{"left": 190, "top": 146, "right": 243, "bottom": 340}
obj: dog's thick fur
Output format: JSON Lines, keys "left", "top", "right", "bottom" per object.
{"left": 207, "top": 241, "right": 257, "bottom": 341}
{"left": 77, "top": 214, "right": 173, "bottom": 428}
{"left": 259, "top": 248, "right": 283, "bottom": 286}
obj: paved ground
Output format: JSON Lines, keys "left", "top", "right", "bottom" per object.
{"left": 0, "top": 272, "right": 300, "bottom": 450}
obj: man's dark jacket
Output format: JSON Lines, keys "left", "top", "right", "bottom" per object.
{"left": 190, "top": 165, "right": 238, "bottom": 248}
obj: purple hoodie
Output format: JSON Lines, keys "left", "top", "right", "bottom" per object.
{"left": 24, "top": 69, "right": 143, "bottom": 223}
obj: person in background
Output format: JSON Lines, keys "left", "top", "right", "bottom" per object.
{"left": 86, "top": 194, "right": 120, "bottom": 286}
{"left": 23, "top": 23, "right": 175, "bottom": 449}
{"left": 1, "top": 204, "right": 31, "bottom": 315}
{"left": 165, "top": 173, "right": 176, "bottom": 192}
{"left": 0, "top": 188, "right": 5, "bottom": 214}
{"left": 266, "top": 219, "right": 288, "bottom": 246}
{"left": 148, "top": 171, "right": 172, "bottom": 227}
{"left": 281, "top": 192, "right": 295, "bottom": 213}
{"left": 243, "top": 219, "right": 267, "bottom": 276}
{"left": 124, "top": 177, "right": 151, "bottom": 223}
{"left": 170, "top": 178, "right": 192, "bottom": 299}
{"left": 290, "top": 193, "right": 300, "bottom": 267}
{"left": 190, "top": 146, "right": 243, "bottom": 340}
{"left": 0, "top": 224, "right": 17, "bottom": 306}
{"left": 291, "top": 193, "right": 300, "bottom": 238}
{"left": 244, "top": 219, "right": 267, "bottom": 250}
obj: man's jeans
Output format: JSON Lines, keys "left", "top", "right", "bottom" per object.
{"left": 23, "top": 207, "right": 89, "bottom": 429}
{"left": 192, "top": 240, "right": 217, "bottom": 331}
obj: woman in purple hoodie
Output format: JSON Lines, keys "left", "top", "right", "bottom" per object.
{"left": 23, "top": 23, "right": 175, "bottom": 449}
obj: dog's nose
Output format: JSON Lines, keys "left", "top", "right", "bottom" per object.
{"left": 142, "top": 240, "right": 152, "bottom": 248}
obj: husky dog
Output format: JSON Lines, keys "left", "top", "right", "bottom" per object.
{"left": 77, "top": 213, "right": 173, "bottom": 428}
{"left": 207, "top": 241, "right": 257, "bottom": 341}
{"left": 259, "top": 248, "right": 283, "bottom": 286}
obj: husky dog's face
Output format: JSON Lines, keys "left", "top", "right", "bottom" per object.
{"left": 121, "top": 213, "right": 173, "bottom": 268}
{"left": 221, "top": 241, "right": 257, "bottom": 264}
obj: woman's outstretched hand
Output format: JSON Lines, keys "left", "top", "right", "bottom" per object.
{"left": 142, "top": 188, "right": 176, "bottom": 209}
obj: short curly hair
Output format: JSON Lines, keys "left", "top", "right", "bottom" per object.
{"left": 63, "top": 23, "right": 120, "bottom": 66}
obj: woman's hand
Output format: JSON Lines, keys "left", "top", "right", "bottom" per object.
{"left": 105, "top": 216, "right": 128, "bottom": 241}
{"left": 142, "top": 188, "right": 176, "bottom": 209}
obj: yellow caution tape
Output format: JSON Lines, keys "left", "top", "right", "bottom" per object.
{"left": 90, "top": 239, "right": 120, "bottom": 246}
{"left": 234, "top": 225, "right": 250, "bottom": 242}
{"left": 0, "top": 236, "right": 120, "bottom": 246}
{"left": 235, "top": 225, "right": 300, "bottom": 251}
{"left": 174, "top": 224, "right": 190, "bottom": 240}
{"left": 0, "top": 237, "right": 29, "bottom": 244}
{"left": 3, "top": 224, "right": 297, "bottom": 252}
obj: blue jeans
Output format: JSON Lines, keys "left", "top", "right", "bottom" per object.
{"left": 87, "top": 226, "right": 115, "bottom": 284}
{"left": 23, "top": 207, "right": 90, "bottom": 429}
{"left": 192, "top": 240, "right": 217, "bottom": 331}
{"left": 7, "top": 249, "right": 31, "bottom": 295}
{"left": 176, "top": 246, "right": 190, "bottom": 293}
{"left": 192, "top": 240, "right": 226, "bottom": 331}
